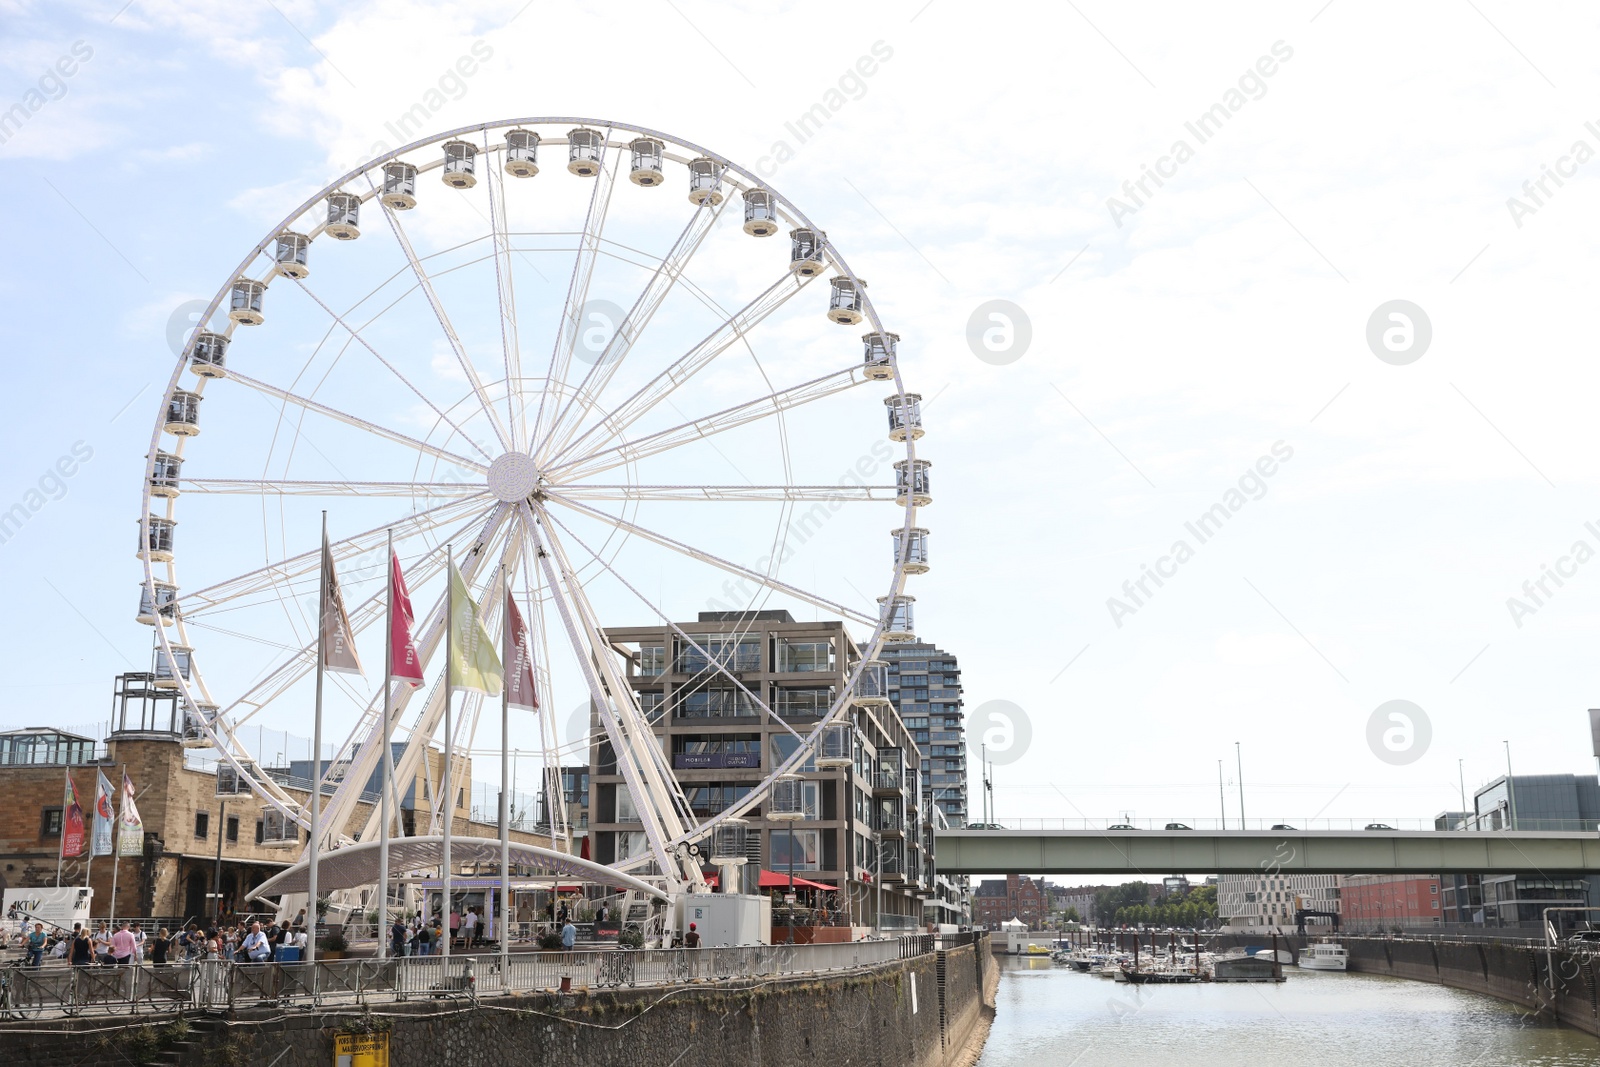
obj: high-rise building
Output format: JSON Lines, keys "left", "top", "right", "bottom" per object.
{"left": 879, "top": 641, "right": 967, "bottom": 827}
{"left": 588, "top": 610, "right": 933, "bottom": 928}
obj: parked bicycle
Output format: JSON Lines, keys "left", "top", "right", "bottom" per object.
{"left": 0, "top": 960, "right": 42, "bottom": 1020}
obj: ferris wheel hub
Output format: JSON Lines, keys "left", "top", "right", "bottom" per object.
{"left": 487, "top": 451, "right": 541, "bottom": 502}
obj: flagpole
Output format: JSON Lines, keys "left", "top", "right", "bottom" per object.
{"left": 308, "top": 509, "right": 327, "bottom": 965}
{"left": 442, "top": 542, "right": 453, "bottom": 962}
{"left": 378, "top": 528, "right": 393, "bottom": 960}
{"left": 108, "top": 763, "right": 123, "bottom": 929}
{"left": 499, "top": 566, "right": 511, "bottom": 979}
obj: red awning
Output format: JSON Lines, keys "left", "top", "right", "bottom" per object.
{"left": 698, "top": 870, "right": 837, "bottom": 891}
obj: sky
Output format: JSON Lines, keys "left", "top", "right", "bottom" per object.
{"left": 5, "top": 0, "right": 1600, "bottom": 851}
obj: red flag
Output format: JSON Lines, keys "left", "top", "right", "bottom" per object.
{"left": 60, "top": 771, "right": 85, "bottom": 859}
{"left": 389, "top": 550, "right": 424, "bottom": 687}
{"left": 504, "top": 589, "right": 539, "bottom": 711}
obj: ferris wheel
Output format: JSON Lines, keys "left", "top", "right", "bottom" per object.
{"left": 137, "top": 118, "right": 928, "bottom": 890}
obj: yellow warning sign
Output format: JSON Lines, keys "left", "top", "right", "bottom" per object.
{"left": 334, "top": 1032, "right": 389, "bottom": 1067}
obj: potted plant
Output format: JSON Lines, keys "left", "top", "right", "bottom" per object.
{"left": 318, "top": 930, "right": 350, "bottom": 960}
{"left": 537, "top": 931, "right": 565, "bottom": 951}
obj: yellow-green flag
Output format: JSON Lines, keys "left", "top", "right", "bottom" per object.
{"left": 448, "top": 563, "right": 503, "bottom": 696}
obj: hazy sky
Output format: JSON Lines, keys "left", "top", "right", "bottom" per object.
{"left": 5, "top": 0, "right": 1600, "bottom": 841}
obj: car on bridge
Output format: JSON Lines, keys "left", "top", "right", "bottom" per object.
{"left": 1108, "top": 824, "right": 1139, "bottom": 830}
{"left": 1271, "top": 824, "right": 1297, "bottom": 831}
{"left": 1164, "top": 823, "right": 1193, "bottom": 830}
{"left": 966, "top": 822, "right": 1007, "bottom": 830}
{"left": 1364, "top": 823, "right": 1396, "bottom": 831}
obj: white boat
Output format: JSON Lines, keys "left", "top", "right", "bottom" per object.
{"left": 1298, "top": 941, "right": 1348, "bottom": 971}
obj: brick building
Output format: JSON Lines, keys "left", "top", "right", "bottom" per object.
{"left": 0, "top": 677, "right": 554, "bottom": 922}
{"left": 1341, "top": 875, "right": 1442, "bottom": 929}
{"left": 972, "top": 874, "right": 1049, "bottom": 928}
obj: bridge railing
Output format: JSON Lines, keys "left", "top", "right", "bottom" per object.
{"left": 4, "top": 935, "right": 951, "bottom": 1016}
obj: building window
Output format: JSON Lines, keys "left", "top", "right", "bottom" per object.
{"left": 676, "top": 635, "right": 760, "bottom": 674}
{"left": 195, "top": 812, "right": 209, "bottom": 839}
{"left": 674, "top": 685, "right": 756, "bottom": 718}
{"left": 226, "top": 816, "right": 239, "bottom": 843}
{"left": 771, "top": 686, "right": 835, "bottom": 717}
{"left": 639, "top": 645, "right": 666, "bottom": 676}
{"left": 769, "top": 828, "right": 821, "bottom": 871}
{"left": 774, "top": 639, "right": 833, "bottom": 673}
{"left": 255, "top": 820, "right": 264, "bottom": 844}
{"left": 40, "top": 806, "right": 63, "bottom": 839}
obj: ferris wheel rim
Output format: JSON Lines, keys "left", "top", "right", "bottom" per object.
{"left": 139, "top": 116, "right": 923, "bottom": 877}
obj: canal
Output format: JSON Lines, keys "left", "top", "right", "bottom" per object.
{"left": 976, "top": 955, "right": 1600, "bottom": 1066}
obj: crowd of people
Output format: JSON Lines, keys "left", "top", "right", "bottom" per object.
{"left": 9, "top": 912, "right": 316, "bottom": 968}
{"left": 6, "top": 893, "right": 613, "bottom": 966}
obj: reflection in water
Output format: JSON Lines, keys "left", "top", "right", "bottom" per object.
{"left": 977, "top": 955, "right": 1598, "bottom": 1067}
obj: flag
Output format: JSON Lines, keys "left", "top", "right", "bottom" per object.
{"left": 447, "top": 563, "right": 502, "bottom": 695}
{"left": 60, "top": 772, "right": 85, "bottom": 859}
{"left": 504, "top": 589, "right": 539, "bottom": 711}
{"left": 91, "top": 770, "right": 114, "bottom": 856}
{"left": 320, "top": 529, "right": 364, "bottom": 677}
{"left": 118, "top": 772, "right": 144, "bottom": 857}
{"left": 389, "top": 550, "right": 424, "bottom": 687}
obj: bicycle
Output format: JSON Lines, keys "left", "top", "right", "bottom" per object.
{"left": 0, "top": 960, "right": 43, "bottom": 1020}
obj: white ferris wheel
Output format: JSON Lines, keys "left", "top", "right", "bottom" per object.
{"left": 137, "top": 117, "right": 929, "bottom": 892}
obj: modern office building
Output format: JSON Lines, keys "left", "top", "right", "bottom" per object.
{"left": 1218, "top": 873, "right": 1341, "bottom": 931}
{"left": 1438, "top": 773, "right": 1600, "bottom": 928}
{"left": 590, "top": 610, "right": 933, "bottom": 928}
{"left": 879, "top": 642, "right": 967, "bottom": 826}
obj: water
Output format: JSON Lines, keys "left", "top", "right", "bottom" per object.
{"left": 976, "top": 956, "right": 1600, "bottom": 1066}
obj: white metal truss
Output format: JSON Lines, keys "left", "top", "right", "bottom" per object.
{"left": 137, "top": 118, "right": 919, "bottom": 906}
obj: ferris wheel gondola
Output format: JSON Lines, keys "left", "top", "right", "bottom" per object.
{"left": 138, "top": 118, "right": 928, "bottom": 894}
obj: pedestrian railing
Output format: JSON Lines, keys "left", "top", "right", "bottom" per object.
{"left": 1, "top": 935, "right": 953, "bottom": 1017}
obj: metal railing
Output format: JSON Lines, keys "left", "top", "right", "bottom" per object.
{"left": 949, "top": 817, "right": 1600, "bottom": 833}
{"left": 0, "top": 936, "right": 941, "bottom": 1016}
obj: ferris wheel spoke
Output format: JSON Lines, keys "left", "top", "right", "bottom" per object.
{"left": 181, "top": 478, "right": 488, "bottom": 499}
{"left": 372, "top": 196, "right": 516, "bottom": 454}
{"left": 554, "top": 483, "right": 897, "bottom": 503}
{"left": 288, "top": 278, "right": 498, "bottom": 464}
{"left": 528, "top": 137, "right": 621, "bottom": 452}
{"left": 180, "top": 495, "right": 492, "bottom": 616}
{"left": 229, "top": 371, "right": 489, "bottom": 474}
{"left": 542, "top": 490, "right": 876, "bottom": 627}
{"left": 545, "top": 270, "right": 816, "bottom": 469}
{"left": 484, "top": 154, "right": 526, "bottom": 452}
{"left": 522, "top": 502, "right": 698, "bottom": 880}
{"left": 536, "top": 198, "right": 727, "bottom": 464}
{"left": 537, "top": 505, "right": 810, "bottom": 746}
{"left": 548, "top": 365, "right": 869, "bottom": 482}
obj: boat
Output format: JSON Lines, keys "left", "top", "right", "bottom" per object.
{"left": 1121, "top": 968, "right": 1201, "bottom": 985}
{"left": 1211, "top": 952, "right": 1285, "bottom": 983}
{"left": 1298, "top": 941, "right": 1348, "bottom": 971}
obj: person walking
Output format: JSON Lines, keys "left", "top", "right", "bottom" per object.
{"left": 150, "top": 928, "right": 172, "bottom": 967}
{"left": 390, "top": 916, "right": 408, "bottom": 958}
{"left": 560, "top": 919, "right": 576, "bottom": 951}
{"left": 684, "top": 922, "right": 702, "bottom": 949}
{"left": 449, "top": 906, "right": 461, "bottom": 949}
{"left": 24, "top": 923, "right": 48, "bottom": 968}
{"left": 415, "top": 920, "right": 433, "bottom": 957}
{"left": 556, "top": 898, "right": 569, "bottom": 927}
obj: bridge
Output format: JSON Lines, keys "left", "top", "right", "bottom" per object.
{"left": 933, "top": 827, "right": 1600, "bottom": 875}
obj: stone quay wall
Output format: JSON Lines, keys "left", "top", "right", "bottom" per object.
{"left": 1, "top": 939, "right": 995, "bottom": 1067}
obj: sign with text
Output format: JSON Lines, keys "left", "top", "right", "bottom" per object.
{"left": 334, "top": 1032, "right": 389, "bottom": 1067}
